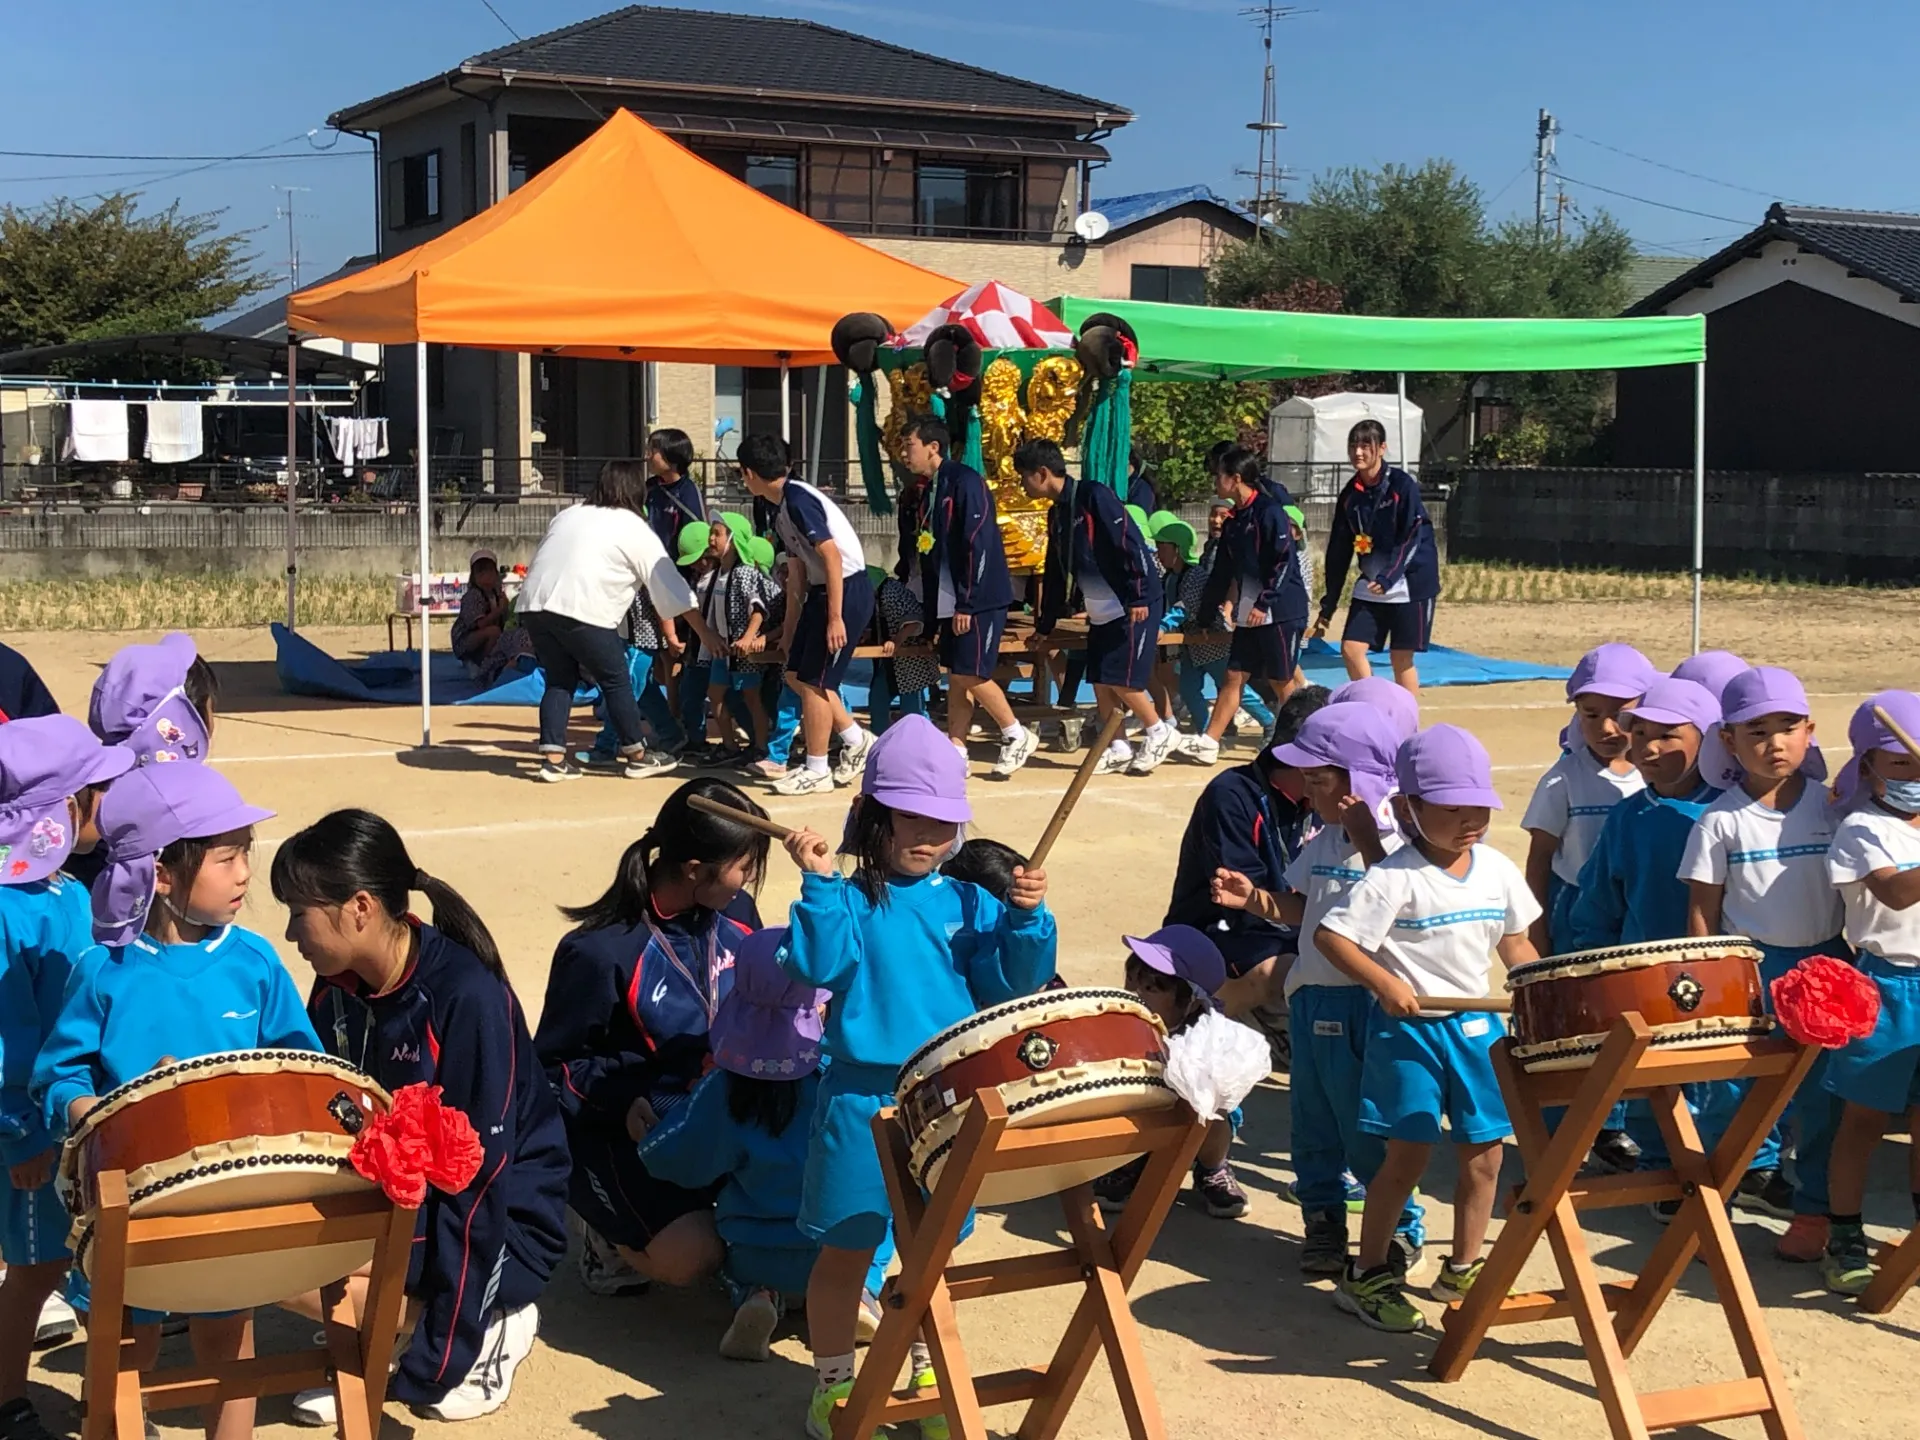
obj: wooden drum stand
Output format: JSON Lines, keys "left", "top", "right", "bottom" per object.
{"left": 81, "top": 1170, "right": 417, "bottom": 1440}
{"left": 832, "top": 1089, "right": 1211, "bottom": 1440}
{"left": 1428, "top": 1013, "right": 1818, "bottom": 1440}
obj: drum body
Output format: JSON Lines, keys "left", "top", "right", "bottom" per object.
{"left": 60, "top": 1051, "right": 391, "bottom": 1313}
{"left": 895, "top": 988, "right": 1175, "bottom": 1205}
{"left": 1505, "top": 937, "right": 1771, "bottom": 1072}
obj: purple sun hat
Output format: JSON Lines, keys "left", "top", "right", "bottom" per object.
{"left": 1837, "top": 690, "right": 1920, "bottom": 808}
{"left": 0, "top": 716, "right": 136, "bottom": 885}
{"left": 1329, "top": 676, "right": 1419, "bottom": 742}
{"left": 1395, "top": 725, "right": 1502, "bottom": 809}
{"left": 708, "top": 927, "right": 827, "bottom": 1079}
{"left": 1671, "top": 650, "right": 1748, "bottom": 704}
{"left": 1271, "top": 703, "right": 1402, "bottom": 815}
{"left": 91, "top": 763, "right": 274, "bottom": 946}
{"left": 1568, "top": 643, "right": 1658, "bottom": 702}
{"left": 860, "top": 713, "right": 971, "bottom": 824}
{"left": 90, "top": 633, "right": 211, "bottom": 767}
{"left": 1621, "top": 676, "right": 1720, "bottom": 733}
{"left": 1123, "top": 924, "right": 1227, "bottom": 998}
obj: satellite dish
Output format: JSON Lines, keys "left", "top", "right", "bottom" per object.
{"left": 1072, "top": 210, "right": 1111, "bottom": 242}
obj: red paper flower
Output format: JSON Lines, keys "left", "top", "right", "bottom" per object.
{"left": 350, "top": 1083, "right": 485, "bottom": 1207}
{"left": 1770, "top": 956, "right": 1881, "bottom": 1049}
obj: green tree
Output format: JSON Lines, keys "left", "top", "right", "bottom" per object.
{"left": 1130, "top": 378, "right": 1272, "bottom": 502}
{"left": 0, "top": 194, "right": 267, "bottom": 377}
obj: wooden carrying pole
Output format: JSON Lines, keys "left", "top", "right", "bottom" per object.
{"left": 688, "top": 793, "right": 795, "bottom": 842}
{"left": 1872, "top": 703, "right": 1920, "bottom": 759}
{"left": 1029, "top": 709, "right": 1126, "bottom": 868}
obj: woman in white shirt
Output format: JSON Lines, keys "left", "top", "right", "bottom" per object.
{"left": 517, "top": 461, "right": 725, "bottom": 783}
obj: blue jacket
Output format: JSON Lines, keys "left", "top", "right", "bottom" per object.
{"left": 0, "top": 642, "right": 57, "bottom": 723}
{"left": 1037, "top": 475, "right": 1163, "bottom": 634}
{"left": 781, "top": 870, "right": 1056, "bottom": 1070}
{"left": 1565, "top": 782, "right": 1723, "bottom": 949}
{"left": 924, "top": 459, "right": 1014, "bottom": 618}
{"left": 1165, "top": 761, "right": 1309, "bottom": 939}
{"left": 0, "top": 874, "right": 96, "bottom": 1163}
{"left": 645, "top": 475, "right": 706, "bottom": 553}
{"left": 1318, "top": 465, "right": 1439, "bottom": 617}
{"left": 1203, "top": 488, "right": 1305, "bottom": 626}
{"left": 309, "top": 924, "right": 569, "bottom": 1406}
{"left": 533, "top": 894, "right": 759, "bottom": 1138}
{"left": 34, "top": 925, "right": 321, "bottom": 1133}
{"left": 639, "top": 1067, "right": 819, "bottom": 1253}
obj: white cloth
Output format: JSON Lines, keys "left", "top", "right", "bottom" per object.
{"left": 1679, "top": 780, "right": 1843, "bottom": 947}
{"left": 142, "top": 401, "right": 203, "bottom": 464}
{"left": 1827, "top": 806, "right": 1920, "bottom": 968}
{"left": 1282, "top": 824, "right": 1404, "bottom": 997}
{"left": 774, "top": 480, "right": 866, "bottom": 587}
{"left": 1523, "top": 748, "right": 1646, "bottom": 885}
{"left": 518, "top": 504, "right": 695, "bottom": 630}
{"left": 1080, "top": 570, "right": 1124, "bottom": 626}
{"left": 1319, "top": 843, "right": 1540, "bottom": 1003}
{"left": 1353, "top": 554, "right": 1411, "bottom": 605}
{"left": 66, "top": 400, "right": 128, "bottom": 462}
{"left": 327, "top": 416, "right": 389, "bottom": 468}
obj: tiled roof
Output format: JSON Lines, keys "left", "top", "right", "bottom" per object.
{"left": 1621, "top": 254, "right": 1699, "bottom": 309}
{"left": 1627, "top": 204, "right": 1920, "bottom": 314}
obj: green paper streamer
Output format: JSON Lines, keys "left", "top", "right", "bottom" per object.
{"left": 850, "top": 377, "right": 892, "bottom": 515}
{"left": 1081, "top": 368, "right": 1133, "bottom": 496}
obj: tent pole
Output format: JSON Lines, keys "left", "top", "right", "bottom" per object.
{"left": 285, "top": 337, "right": 298, "bottom": 630}
{"left": 1691, "top": 359, "right": 1705, "bottom": 655}
{"left": 417, "top": 342, "right": 433, "bottom": 747}
{"left": 809, "top": 365, "right": 827, "bottom": 485}
{"left": 779, "top": 354, "right": 791, "bottom": 444}
{"left": 1395, "top": 372, "right": 1408, "bottom": 472}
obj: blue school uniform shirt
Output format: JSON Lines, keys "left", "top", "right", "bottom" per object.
{"left": 1165, "top": 761, "right": 1309, "bottom": 943}
{"left": 0, "top": 641, "right": 58, "bottom": 723}
{"left": 309, "top": 923, "right": 569, "bottom": 1407}
{"left": 1036, "top": 475, "right": 1163, "bottom": 635}
{"left": 1202, "top": 489, "right": 1305, "bottom": 628}
{"left": 0, "top": 873, "right": 96, "bottom": 1164}
{"left": 1564, "top": 781, "right": 1723, "bottom": 950}
{"left": 780, "top": 870, "right": 1057, "bottom": 1070}
{"left": 639, "top": 1067, "right": 820, "bottom": 1253}
{"left": 925, "top": 459, "right": 1014, "bottom": 619}
{"left": 644, "top": 474, "right": 705, "bottom": 552}
{"left": 33, "top": 925, "right": 321, "bottom": 1134}
{"left": 1317, "top": 465, "right": 1439, "bottom": 619}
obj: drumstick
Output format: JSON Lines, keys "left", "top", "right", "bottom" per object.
{"left": 1028, "top": 709, "right": 1128, "bottom": 869}
{"left": 1874, "top": 704, "right": 1920, "bottom": 760}
{"left": 1413, "top": 995, "right": 1515, "bottom": 1014}
{"left": 687, "top": 793, "right": 796, "bottom": 842}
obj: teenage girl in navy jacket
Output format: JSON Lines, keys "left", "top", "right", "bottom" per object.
{"left": 533, "top": 778, "right": 769, "bottom": 1293}
{"left": 271, "top": 811, "right": 568, "bottom": 1425}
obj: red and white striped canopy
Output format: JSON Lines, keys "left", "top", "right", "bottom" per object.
{"left": 898, "top": 280, "right": 1073, "bottom": 352}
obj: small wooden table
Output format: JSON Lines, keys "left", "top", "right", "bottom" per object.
{"left": 385, "top": 610, "right": 453, "bottom": 651}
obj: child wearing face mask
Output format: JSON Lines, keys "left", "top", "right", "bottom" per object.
{"left": 1315, "top": 726, "right": 1541, "bottom": 1334}
{"left": 777, "top": 715, "right": 1055, "bottom": 1440}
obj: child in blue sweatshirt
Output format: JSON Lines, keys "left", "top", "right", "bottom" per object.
{"left": 33, "top": 761, "right": 312, "bottom": 1440}
{"left": 640, "top": 925, "right": 823, "bottom": 1362}
{"left": 272, "top": 809, "right": 568, "bottom": 1425}
{"left": 778, "top": 714, "right": 1056, "bottom": 1439}
{"left": 0, "top": 717, "right": 132, "bottom": 1440}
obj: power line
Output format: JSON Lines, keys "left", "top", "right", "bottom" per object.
{"left": 1551, "top": 172, "right": 1752, "bottom": 226}
{"left": 1562, "top": 129, "right": 1783, "bottom": 201}
{"left": 0, "top": 144, "right": 355, "bottom": 163}
{"left": 0, "top": 154, "right": 360, "bottom": 185}
{"left": 1484, "top": 156, "right": 1536, "bottom": 210}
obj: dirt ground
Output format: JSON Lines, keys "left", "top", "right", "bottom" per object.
{"left": 10, "top": 589, "right": 1919, "bottom": 1440}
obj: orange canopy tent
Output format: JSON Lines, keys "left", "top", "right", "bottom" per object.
{"left": 286, "top": 107, "right": 957, "bottom": 364}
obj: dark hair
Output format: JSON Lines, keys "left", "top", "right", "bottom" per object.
{"left": 647, "top": 427, "right": 695, "bottom": 475}
{"left": 907, "top": 415, "right": 950, "bottom": 457}
{"left": 1011, "top": 438, "right": 1065, "bottom": 478}
{"left": 155, "top": 823, "right": 254, "bottom": 922}
{"left": 184, "top": 655, "right": 219, "bottom": 731}
{"left": 1123, "top": 954, "right": 1201, "bottom": 1031}
{"left": 1272, "top": 684, "right": 1330, "bottom": 746}
{"left": 1220, "top": 445, "right": 1263, "bottom": 491}
{"left": 844, "top": 796, "right": 904, "bottom": 905}
{"left": 1128, "top": 442, "right": 1145, "bottom": 476}
{"left": 591, "top": 459, "right": 650, "bottom": 513}
{"left": 1348, "top": 418, "right": 1387, "bottom": 448}
{"left": 941, "top": 838, "right": 1026, "bottom": 904}
{"left": 736, "top": 433, "right": 790, "bottom": 481}
{"left": 1205, "top": 439, "right": 1237, "bottom": 474}
{"left": 270, "top": 809, "right": 505, "bottom": 980}
{"left": 725, "top": 1072, "right": 802, "bottom": 1137}
{"left": 558, "top": 778, "right": 770, "bottom": 930}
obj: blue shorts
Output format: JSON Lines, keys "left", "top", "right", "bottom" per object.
{"left": 798, "top": 1062, "right": 897, "bottom": 1250}
{"left": 705, "top": 660, "right": 759, "bottom": 693}
{"left": 1086, "top": 611, "right": 1159, "bottom": 690}
{"left": 789, "top": 573, "right": 875, "bottom": 691}
{"left": 1342, "top": 597, "right": 1435, "bottom": 655}
{"left": 938, "top": 607, "right": 1006, "bottom": 680}
{"left": 724, "top": 1240, "right": 818, "bottom": 1302}
{"left": 1, "top": 1178, "right": 69, "bottom": 1268}
{"left": 1358, "top": 1007, "right": 1513, "bottom": 1146}
{"left": 1225, "top": 621, "right": 1302, "bottom": 682}
{"left": 1825, "top": 954, "right": 1920, "bottom": 1114}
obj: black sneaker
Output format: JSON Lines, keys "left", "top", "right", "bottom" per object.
{"left": 1388, "top": 1230, "right": 1425, "bottom": 1278}
{"left": 1732, "top": 1167, "right": 1795, "bottom": 1220}
{"left": 0, "top": 1398, "right": 59, "bottom": 1440}
{"left": 1648, "top": 1198, "right": 1682, "bottom": 1224}
{"left": 1192, "top": 1160, "right": 1248, "bottom": 1219}
{"left": 1300, "top": 1207, "right": 1350, "bottom": 1275}
{"left": 1590, "top": 1128, "right": 1641, "bottom": 1173}
{"left": 1094, "top": 1156, "right": 1148, "bottom": 1215}
{"left": 538, "top": 754, "right": 584, "bottom": 783}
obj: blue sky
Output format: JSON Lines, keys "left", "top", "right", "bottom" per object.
{"left": 7, "top": 0, "right": 1918, "bottom": 294}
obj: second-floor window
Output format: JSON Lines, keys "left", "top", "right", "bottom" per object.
{"left": 742, "top": 153, "right": 800, "bottom": 209}
{"left": 916, "top": 161, "right": 1018, "bottom": 238}
{"left": 387, "top": 150, "right": 442, "bottom": 229}
{"left": 1131, "top": 264, "right": 1207, "bottom": 305}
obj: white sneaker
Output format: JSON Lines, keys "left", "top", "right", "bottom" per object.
{"left": 291, "top": 1388, "right": 336, "bottom": 1428}
{"left": 1181, "top": 733, "right": 1221, "bottom": 766}
{"left": 421, "top": 1304, "right": 539, "bottom": 1422}
{"left": 1128, "top": 727, "right": 1178, "bottom": 775}
{"left": 772, "top": 766, "right": 836, "bottom": 796}
{"left": 990, "top": 727, "right": 1039, "bottom": 779}
{"left": 717, "top": 1288, "right": 781, "bottom": 1362}
{"left": 1232, "top": 707, "right": 1259, "bottom": 733}
{"left": 831, "top": 729, "right": 875, "bottom": 785}
{"left": 576, "top": 1219, "right": 650, "bottom": 1297}
{"left": 35, "top": 1292, "right": 76, "bottom": 1347}
{"left": 1093, "top": 747, "right": 1134, "bottom": 775}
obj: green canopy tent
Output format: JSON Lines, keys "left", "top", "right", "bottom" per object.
{"left": 1051, "top": 297, "right": 1712, "bottom": 649}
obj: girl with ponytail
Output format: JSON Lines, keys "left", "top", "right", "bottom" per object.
{"left": 533, "top": 777, "right": 771, "bottom": 1295}
{"left": 270, "top": 810, "right": 568, "bottom": 1424}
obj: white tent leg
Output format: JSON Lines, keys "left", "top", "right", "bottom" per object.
{"left": 809, "top": 365, "right": 827, "bottom": 483}
{"left": 1691, "top": 360, "right": 1705, "bottom": 655}
{"left": 285, "top": 339, "right": 298, "bottom": 630}
{"left": 1395, "top": 372, "right": 1408, "bottom": 472}
{"left": 779, "top": 355, "right": 791, "bottom": 443}
{"left": 417, "top": 342, "right": 433, "bottom": 747}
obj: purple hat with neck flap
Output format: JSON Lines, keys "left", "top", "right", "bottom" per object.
{"left": 1567, "top": 643, "right": 1658, "bottom": 702}
{"left": 1123, "top": 924, "right": 1227, "bottom": 998}
{"left": 1395, "top": 725, "right": 1502, "bottom": 809}
{"left": 1621, "top": 677, "right": 1720, "bottom": 734}
{"left": 90, "top": 633, "right": 210, "bottom": 768}
{"left": 1671, "top": 650, "right": 1748, "bottom": 704}
{"left": 860, "top": 713, "right": 971, "bottom": 824}
{"left": 1837, "top": 690, "right": 1920, "bottom": 808}
{"left": 1329, "top": 676, "right": 1419, "bottom": 742}
{"left": 708, "top": 927, "right": 827, "bottom": 1079}
{"left": 1271, "top": 703, "right": 1402, "bottom": 816}
{"left": 0, "top": 716, "right": 135, "bottom": 885}
{"left": 91, "top": 762, "right": 273, "bottom": 946}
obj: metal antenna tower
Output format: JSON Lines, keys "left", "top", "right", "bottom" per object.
{"left": 1236, "top": 3, "right": 1308, "bottom": 231}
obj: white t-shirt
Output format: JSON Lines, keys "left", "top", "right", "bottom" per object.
{"left": 1523, "top": 748, "right": 1647, "bottom": 886}
{"left": 518, "top": 503, "right": 694, "bottom": 630}
{"left": 1319, "top": 843, "right": 1540, "bottom": 1003}
{"left": 1353, "top": 554, "right": 1412, "bottom": 605}
{"left": 1827, "top": 805, "right": 1920, "bottom": 968}
{"left": 1282, "top": 825, "right": 1405, "bottom": 997}
{"left": 775, "top": 480, "right": 867, "bottom": 587}
{"left": 1080, "top": 570, "right": 1125, "bottom": 626}
{"left": 1678, "top": 780, "right": 1843, "bottom": 947}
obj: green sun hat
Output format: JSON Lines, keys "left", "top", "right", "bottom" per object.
{"left": 865, "top": 563, "right": 889, "bottom": 587}
{"left": 717, "top": 511, "right": 754, "bottom": 550}
{"left": 1124, "top": 503, "right": 1151, "bottom": 535}
{"left": 1151, "top": 515, "right": 1200, "bottom": 566}
{"left": 1284, "top": 504, "right": 1306, "bottom": 530}
{"left": 745, "top": 536, "right": 776, "bottom": 573}
{"left": 675, "top": 521, "right": 712, "bottom": 566}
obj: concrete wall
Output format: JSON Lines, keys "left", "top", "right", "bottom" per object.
{"left": 1097, "top": 211, "right": 1243, "bottom": 300}
{"left": 858, "top": 235, "right": 1099, "bottom": 307}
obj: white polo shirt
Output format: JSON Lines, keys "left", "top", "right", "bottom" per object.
{"left": 1522, "top": 747, "right": 1646, "bottom": 886}
{"left": 775, "top": 480, "right": 866, "bottom": 587}
{"left": 1827, "top": 805, "right": 1920, "bottom": 968}
{"left": 518, "top": 503, "right": 694, "bottom": 630}
{"left": 1678, "top": 780, "right": 1842, "bottom": 948}
{"left": 1282, "top": 824, "right": 1404, "bottom": 997}
{"left": 1319, "top": 843, "right": 1540, "bottom": 1002}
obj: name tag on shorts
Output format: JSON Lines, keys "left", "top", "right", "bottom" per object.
{"left": 1460, "top": 1016, "right": 1491, "bottom": 1038}
{"left": 1312, "top": 1019, "right": 1344, "bottom": 1037}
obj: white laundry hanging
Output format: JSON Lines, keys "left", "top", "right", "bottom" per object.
{"left": 65, "top": 400, "right": 129, "bottom": 462}
{"left": 143, "top": 400, "right": 204, "bottom": 463}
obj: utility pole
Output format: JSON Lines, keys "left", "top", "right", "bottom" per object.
{"left": 1534, "top": 108, "right": 1557, "bottom": 239}
{"left": 1236, "top": 3, "right": 1309, "bottom": 232}
{"left": 1555, "top": 186, "right": 1570, "bottom": 241}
